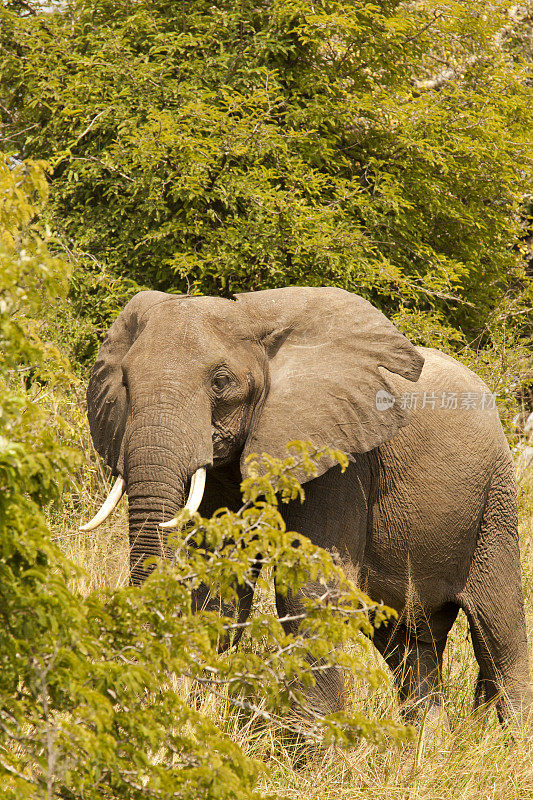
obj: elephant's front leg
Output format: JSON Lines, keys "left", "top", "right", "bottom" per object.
{"left": 191, "top": 556, "right": 262, "bottom": 651}
{"left": 275, "top": 576, "right": 346, "bottom": 719}
{"left": 188, "top": 465, "right": 262, "bottom": 649}
{"left": 274, "top": 463, "right": 371, "bottom": 720}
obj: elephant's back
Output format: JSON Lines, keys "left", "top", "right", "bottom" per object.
{"left": 386, "top": 345, "right": 508, "bottom": 461}
{"left": 363, "top": 346, "right": 513, "bottom": 618}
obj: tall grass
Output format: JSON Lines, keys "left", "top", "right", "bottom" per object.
{"left": 54, "top": 417, "right": 533, "bottom": 800}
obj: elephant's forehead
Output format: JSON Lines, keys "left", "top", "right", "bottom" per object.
{"left": 150, "top": 296, "right": 247, "bottom": 335}
{"left": 131, "top": 297, "right": 258, "bottom": 361}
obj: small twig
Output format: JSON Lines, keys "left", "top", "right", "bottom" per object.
{"left": 402, "top": 11, "right": 443, "bottom": 45}
{"left": 74, "top": 108, "right": 108, "bottom": 145}
{"left": 0, "top": 757, "right": 36, "bottom": 784}
{"left": 1, "top": 122, "right": 41, "bottom": 141}
{"left": 70, "top": 155, "right": 134, "bottom": 183}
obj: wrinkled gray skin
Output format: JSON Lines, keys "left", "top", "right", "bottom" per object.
{"left": 87, "top": 287, "right": 531, "bottom": 725}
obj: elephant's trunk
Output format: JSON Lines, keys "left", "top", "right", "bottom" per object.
{"left": 125, "top": 394, "right": 212, "bottom": 585}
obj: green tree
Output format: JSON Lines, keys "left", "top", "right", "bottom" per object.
{"left": 0, "top": 0, "right": 531, "bottom": 362}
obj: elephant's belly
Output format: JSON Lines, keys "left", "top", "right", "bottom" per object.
{"left": 361, "top": 536, "right": 476, "bottom": 621}
{"left": 364, "top": 497, "right": 483, "bottom": 611}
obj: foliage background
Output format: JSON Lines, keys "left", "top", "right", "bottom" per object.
{"left": 1, "top": 0, "right": 531, "bottom": 378}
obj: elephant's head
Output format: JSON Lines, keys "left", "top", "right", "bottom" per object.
{"left": 83, "top": 287, "right": 424, "bottom": 583}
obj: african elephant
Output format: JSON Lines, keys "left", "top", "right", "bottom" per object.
{"left": 81, "top": 286, "right": 531, "bottom": 725}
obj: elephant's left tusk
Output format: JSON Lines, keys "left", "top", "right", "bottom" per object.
{"left": 160, "top": 467, "right": 206, "bottom": 529}
{"left": 79, "top": 476, "right": 126, "bottom": 532}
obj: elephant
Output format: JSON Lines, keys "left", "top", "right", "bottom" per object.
{"left": 81, "top": 286, "right": 531, "bottom": 726}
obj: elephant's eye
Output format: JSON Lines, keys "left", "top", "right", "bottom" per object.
{"left": 212, "top": 372, "right": 232, "bottom": 394}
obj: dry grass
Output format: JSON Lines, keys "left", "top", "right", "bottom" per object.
{"left": 54, "top": 451, "right": 533, "bottom": 800}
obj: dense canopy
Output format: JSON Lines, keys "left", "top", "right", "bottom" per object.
{"left": 1, "top": 0, "right": 531, "bottom": 361}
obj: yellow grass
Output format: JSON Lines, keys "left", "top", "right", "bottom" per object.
{"left": 55, "top": 451, "right": 533, "bottom": 800}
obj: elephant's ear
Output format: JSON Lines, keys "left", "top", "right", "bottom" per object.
{"left": 237, "top": 287, "right": 424, "bottom": 481}
{"left": 87, "top": 290, "right": 176, "bottom": 474}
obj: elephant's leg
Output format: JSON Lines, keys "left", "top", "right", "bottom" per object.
{"left": 230, "top": 558, "right": 263, "bottom": 647}
{"left": 372, "top": 612, "right": 456, "bottom": 723}
{"left": 272, "top": 465, "right": 370, "bottom": 720}
{"left": 188, "top": 465, "right": 262, "bottom": 649}
{"left": 461, "top": 594, "right": 531, "bottom": 725}
{"left": 275, "top": 579, "right": 345, "bottom": 718}
{"left": 373, "top": 623, "right": 445, "bottom": 718}
{"left": 457, "top": 461, "right": 531, "bottom": 726}
{"left": 191, "top": 557, "right": 262, "bottom": 651}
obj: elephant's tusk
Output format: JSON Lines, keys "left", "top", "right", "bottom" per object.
{"left": 160, "top": 467, "right": 206, "bottom": 529}
{"left": 79, "top": 476, "right": 126, "bottom": 532}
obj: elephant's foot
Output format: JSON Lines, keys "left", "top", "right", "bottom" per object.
{"left": 403, "top": 699, "right": 450, "bottom": 733}
{"left": 398, "top": 701, "right": 452, "bottom": 778}
{"left": 473, "top": 669, "right": 533, "bottom": 733}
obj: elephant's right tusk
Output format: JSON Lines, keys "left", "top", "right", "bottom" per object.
{"left": 160, "top": 467, "right": 206, "bottom": 529}
{"left": 79, "top": 476, "right": 126, "bottom": 532}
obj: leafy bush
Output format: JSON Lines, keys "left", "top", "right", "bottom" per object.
{"left": 0, "top": 156, "right": 408, "bottom": 798}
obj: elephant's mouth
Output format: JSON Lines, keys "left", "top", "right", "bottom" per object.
{"left": 211, "top": 417, "right": 250, "bottom": 466}
{"left": 212, "top": 431, "right": 242, "bottom": 466}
